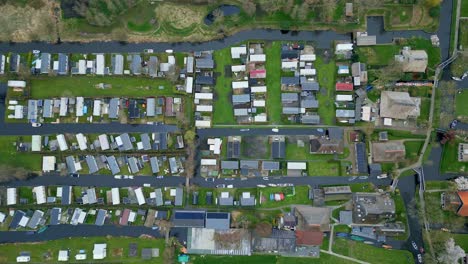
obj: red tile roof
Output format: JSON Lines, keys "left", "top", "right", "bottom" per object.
{"left": 457, "top": 191, "right": 468, "bottom": 216}
{"left": 120, "top": 209, "right": 130, "bottom": 226}
{"left": 295, "top": 230, "right": 323, "bottom": 246}
{"left": 336, "top": 82, "right": 353, "bottom": 91}
{"left": 250, "top": 69, "right": 266, "bottom": 79}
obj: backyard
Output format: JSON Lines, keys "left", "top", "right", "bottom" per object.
{"left": 0, "top": 236, "right": 166, "bottom": 263}
{"left": 0, "top": 136, "right": 41, "bottom": 172}
{"left": 265, "top": 41, "right": 282, "bottom": 124}
{"left": 191, "top": 253, "right": 350, "bottom": 264}
{"left": 307, "top": 161, "right": 341, "bottom": 176}
{"left": 404, "top": 141, "right": 424, "bottom": 161}
{"left": 332, "top": 238, "right": 413, "bottom": 264}
{"left": 29, "top": 76, "right": 177, "bottom": 98}
{"left": 440, "top": 140, "right": 468, "bottom": 173}
{"left": 315, "top": 57, "right": 336, "bottom": 125}
{"left": 257, "top": 186, "right": 311, "bottom": 208}
{"left": 455, "top": 90, "right": 468, "bottom": 117}
{"left": 213, "top": 48, "right": 236, "bottom": 124}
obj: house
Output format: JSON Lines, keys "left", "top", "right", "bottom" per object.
{"left": 232, "top": 94, "right": 250, "bottom": 104}
{"left": 31, "top": 135, "right": 41, "bottom": 152}
{"left": 76, "top": 133, "right": 88, "bottom": 151}
{"left": 240, "top": 160, "right": 259, "bottom": 176}
{"left": 93, "top": 244, "right": 107, "bottom": 260}
{"left": 108, "top": 98, "right": 120, "bottom": 119}
{"left": 221, "top": 160, "right": 239, "bottom": 170}
{"left": 271, "top": 137, "right": 285, "bottom": 159}
{"left": 252, "top": 229, "right": 296, "bottom": 254}
{"left": 349, "top": 143, "right": 367, "bottom": 174}
{"left": 250, "top": 54, "right": 266, "bottom": 62}
{"left": 282, "top": 61, "right": 298, "bottom": 69}
{"left": 187, "top": 228, "right": 251, "bottom": 255}
{"left": 455, "top": 191, "right": 468, "bottom": 216}
{"left": 335, "top": 82, "right": 353, "bottom": 91}
{"left": 294, "top": 205, "right": 331, "bottom": 232}
{"left": 231, "top": 46, "right": 247, "bottom": 59}
{"left": 111, "top": 54, "right": 124, "bottom": 75}
{"left": 281, "top": 77, "right": 300, "bottom": 87}
{"left": 39, "top": 53, "right": 51, "bottom": 74}
{"left": 351, "top": 62, "right": 368, "bottom": 84}
{"left": 172, "top": 210, "right": 206, "bottom": 227}
{"left": 250, "top": 69, "right": 266, "bottom": 78}
{"left": 287, "top": 162, "right": 306, "bottom": 176}
{"left": 84, "top": 188, "right": 97, "bottom": 204}
{"left": 240, "top": 192, "right": 255, "bottom": 206}
{"left": 231, "top": 65, "right": 246, "bottom": 72}
{"left": 335, "top": 109, "right": 355, "bottom": 118}
{"left": 175, "top": 187, "right": 183, "bottom": 206}
{"left": 196, "top": 57, "right": 214, "bottom": 69}
{"left": 301, "top": 96, "right": 318, "bottom": 108}
{"left": 169, "top": 157, "right": 179, "bottom": 174}
{"left": 195, "top": 76, "right": 215, "bottom": 85}
{"left": 301, "top": 114, "right": 320, "bottom": 124}
{"left": 155, "top": 188, "right": 164, "bottom": 206}
{"left": 59, "top": 97, "right": 68, "bottom": 116}
{"left": 205, "top": 212, "right": 230, "bottom": 230}
{"left": 120, "top": 209, "right": 131, "bottom": 226}
{"left": 116, "top": 133, "right": 133, "bottom": 151}
{"left": 58, "top": 250, "right": 69, "bottom": 262}
{"left": 395, "top": 48, "right": 428, "bottom": 73}
{"left": 95, "top": 54, "right": 105, "bottom": 75}
{"left": 148, "top": 56, "right": 158, "bottom": 77}
{"left": 227, "top": 137, "right": 241, "bottom": 159}
{"left": 309, "top": 138, "right": 343, "bottom": 154}
{"left": 127, "top": 157, "right": 139, "bottom": 174}
{"left": 95, "top": 209, "right": 107, "bottom": 226}
{"left": 27, "top": 100, "right": 38, "bottom": 122}
{"left": 9, "top": 53, "right": 20, "bottom": 72}
{"left": 60, "top": 186, "right": 72, "bottom": 205}
{"left": 296, "top": 230, "right": 323, "bottom": 248}
{"left": 355, "top": 32, "right": 377, "bottom": 46}
{"left": 50, "top": 208, "right": 61, "bottom": 225}
{"left": 281, "top": 93, "right": 299, "bottom": 103}
{"left": 66, "top": 156, "right": 82, "bottom": 174}
{"left": 335, "top": 43, "right": 353, "bottom": 55}
{"left": 32, "top": 186, "right": 46, "bottom": 204}
{"left": 338, "top": 65, "right": 349, "bottom": 74}
{"left": 353, "top": 193, "right": 395, "bottom": 223}
{"left": 185, "top": 76, "right": 193, "bottom": 93}
{"left": 43, "top": 99, "right": 53, "bottom": 118}
{"left": 130, "top": 54, "right": 142, "bottom": 75}
{"left": 135, "top": 187, "right": 146, "bottom": 205}
{"left": 0, "top": 54, "right": 4, "bottom": 74}
{"left": 9, "top": 210, "right": 25, "bottom": 229}
{"left": 262, "top": 161, "right": 280, "bottom": 171}
{"left": 323, "top": 186, "right": 352, "bottom": 201}
{"left": 150, "top": 157, "right": 160, "bottom": 174}
{"left": 219, "top": 192, "right": 233, "bottom": 206}
{"left": 380, "top": 91, "right": 420, "bottom": 120}
{"left": 106, "top": 156, "right": 120, "bottom": 175}
{"left": 187, "top": 56, "right": 194, "bottom": 73}
{"left": 345, "top": 2, "right": 353, "bottom": 16}
{"left": 372, "top": 141, "right": 406, "bottom": 162}
{"left": 27, "top": 210, "right": 44, "bottom": 229}
{"left": 7, "top": 187, "right": 17, "bottom": 205}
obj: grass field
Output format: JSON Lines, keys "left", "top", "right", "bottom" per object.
{"left": 425, "top": 181, "right": 455, "bottom": 190}
{"left": 258, "top": 186, "right": 311, "bottom": 208}
{"left": 333, "top": 238, "right": 413, "bottom": 264}
{"left": 440, "top": 140, "right": 468, "bottom": 173}
{"left": 315, "top": 57, "right": 336, "bottom": 125}
{"left": 265, "top": 41, "right": 282, "bottom": 124}
{"left": 0, "top": 236, "right": 166, "bottom": 263}
{"left": 455, "top": 90, "right": 468, "bottom": 117}
{"left": 372, "top": 130, "right": 426, "bottom": 141}
{"left": 356, "top": 45, "right": 398, "bottom": 66}
{"left": 191, "top": 253, "right": 351, "bottom": 264}
{"left": 308, "top": 161, "right": 340, "bottom": 176}
{"left": 462, "top": 0, "right": 468, "bottom": 17}
{"left": 29, "top": 76, "right": 176, "bottom": 98}
{"left": 404, "top": 141, "right": 424, "bottom": 160}
{"left": 285, "top": 142, "right": 349, "bottom": 161}
{"left": 0, "top": 136, "right": 41, "bottom": 171}
{"left": 213, "top": 48, "right": 236, "bottom": 124}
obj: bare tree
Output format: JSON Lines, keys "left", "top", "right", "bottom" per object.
{"left": 0, "top": 166, "right": 30, "bottom": 183}
{"left": 282, "top": 0, "right": 294, "bottom": 14}
{"left": 297, "top": 3, "right": 310, "bottom": 20}
{"left": 244, "top": 0, "right": 257, "bottom": 16}
{"left": 372, "top": 61, "right": 404, "bottom": 88}
{"left": 318, "top": 0, "right": 336, "bottom": 22}
{"left": 254, "top": 222, "right": 272, "bottom": 237}
{"left": 437, "top": 238, "right": 466, "bottom": 263}
{"left": 158, "top": 220, "right": 173, "bottom": 245}
{"left": 212, "top": 8, "right": 224, "bottom": 22}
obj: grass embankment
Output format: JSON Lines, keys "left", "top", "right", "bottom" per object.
{"left": 213, "top": 48, "right": 235, "bottom": 124}
{"left": 258, "top": 186, "right": 311, "bottom": 208}
{"left": 0, "top": 237, "right": 166, "bottom": 263}
{"left": 191, "top": 253, "right": 350, "bottom": 264}
{"left": 265, "top": 41, "right": 282, "bottom": 124}
{"left": 29, "top": 76, "right": 176, "bottom": 98}
{"left": 0, "top": 136, "right": 41, "bottom": 171}
{"left": 455, "top": 90, "right": 468, "bottom": 117}
{"left": 333, "top": 238, "right": 413, "bottom": 264}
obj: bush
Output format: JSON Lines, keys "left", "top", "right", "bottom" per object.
{"left": 429, "top": 6, "right": 440, "bottom": 18}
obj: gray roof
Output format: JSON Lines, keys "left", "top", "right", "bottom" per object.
{"left": 232, "top": 94, "right": 251, "bottom": 104}
{"left": 282, "top": 107, "right": 301, "bottom": 114}
{"left": 146, "top": 98, "right": 156, "bottom": 117}
{"left": 86, "top": 155, "right": 99, "bottom": 174}
{"left": 27, "top": 100, "right": 38, "bottom": 121}
{"left": 271, "top": 141, "right": 285, "bottom": 159}
{"left": 66, "top": 156, "right": 77, "bottom": 174}
{"left": 58, "top": 53, "right": 68, "bottom": 75}
{"left": 42, "top": 99, "right": 53, "bottom": 118}
{"left": 219, "top": 195, "right": 234, "bottom": 206}
{"left": 148, "top": 56, "right": 158, "bottom": 77}
{"left": 234, "top": 108, "right": 249, "bottom": 116}
{"left": 50, "top": 208, "right": 61, "bottom": 225}
{"left": 301, "top": 114, "right": 320, "bottom": 124}
{"left": 369, "top": 163, "right": 382, "bottom": 177}
{"left": 106, "top": 156, "right": 120, "bottom": 175}
{"left": 339, "top": 210, "right": 353, "bottom": 225}
{"left": 9, "top": 210, "right": 25, "bottom": 229}
{"left": 281, "top": 93, "right": 299, "bottom": 102}
{"left": 27, "top": 210, "right": 44, "bottom": 229}
{"left": 205, "top": 212, "right": 230, "bottom": 230}
{"left": 108, "top": 98, "right": 119, "bottom": 119}
{"left": 169, "top": 157, "right": 178, "bottom": 174}
{"left": 118, "top": 133, "right": 133, "bottom": 151}
{"left": 227, "top": 141, "right": 241, "bottom": 159}
{"left": 61, "top": 186, "right": 72, "bottom": 205}
{"left": 187, "top": 56, "right": 194, "bottom": 73}
{"left": 240, "top": 160, "right": 259, "bottom": 169}
{"left": 172, "top": 210, "right": 206, "bottom": 227}
{"left": 155, "top": 188, "right": 163, "bottom": 206}
{"left": 336, "top": 109, "right": 355, "bottom": 118}
{"left": 328, "top": 127, "right": 343, "bottom": 140}
{"left": 112, "top": 54, "right": 124, "bottom": 75}
{"left": 128, "top": 157, "right": 139, "bottom": 174}
{"left": 262, "top": 161, "right": 280, "bottom": 170}
{"left": 131, "top": 54, "right": 142, "bottom": 74}
{"left": 40, "top": 53, "right": 51, "bottom": 73}
{"left": 95, "top": 209, "right": 107, "bottom": 226}
{"left": 300, "top": 78, "right": 320, "bottom": 91}
{"left": 140, "top": 133, "right": 152, "bottom": 150}
{"left": 195, "top": 76, "right": 215, "bottom": 85}
{"left": 150, "top": 157, "right": 160, "bottom": 174}
{"left": 281, "top": 77, "right": 300, "bottom": 85}
{"left": 175, "top": 187, "right": 183, "bottom": 206}
{"left": 195, "top": 58, "right": 214, "bottom": 69}
{"left": 355, "top": 142, "right": 368, "bottom": 174}
{"left": 240, "top": 195, "right": 255, "bottom": 206}
{"left": 87, "top": 188, "right": 97, "bottom": 204}
{"left": 301, "top": 97, "right": 318, "bottom": 108}
{"left": 9, "top": 53, "right": 19, "bottom": 72}
{"left": 221, "top": 160, "right": 239, "bottom": 170}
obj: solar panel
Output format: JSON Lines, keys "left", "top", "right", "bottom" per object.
{"left": 355, "top": 143, "right": 368, "bottom": 173}
{"left": 174, "top": 211, "right": 205, "bottom": 220}
{"left": 206, "top": 212, "right": 228, "bottom": 219}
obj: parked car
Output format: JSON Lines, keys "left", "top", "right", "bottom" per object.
{"left": 240, "top": 177, "right": 247, "bottom": 181}
{"left": 227, "top": 185, "right": 233, "bottom": 188}
{"left": 70, "top": 173, "right": 79, "bottom": 178}
{"left": 31, "top": 122, "right": 42, "bottom": 127}
{"left": 262, "top": 177, "right": 269, "bottom": 181}
{"left": 419, "top": 247, "right": 425, "bottom": 254}
{"left": 411, "top": 241, "right": 418, "bottom": 250}
{"left": 156, "top": 176, "right": 164, "bottom": 179}
{"left": 382, "top": 244, "right": 393, "bottom": 249}
{"left": 272, "top": 128, "right": 279, "bottom": 133}
{"left": 377, "top": 174, "right": 388, "bottom": 179}
{"left": 224, "top": 178, "right": 235, "bottom": 181}
{"left": 450, "top": 119, "right": 459, "bottom": 129}
{"left": 417, "top": 254, "right": 423, "bottom": 263}
{"left": 205, "top": 178, "right": 215, "bottom": 182}
{"left": 364, "top": 241, "right": 374, "bottom": 245}
{"left": 257, "top": 184, "right": 266, "bottom": 188}
{"left": 216, "top": 184, "right": 226, "bottom": 188}
{"left": 358, "top": 176, "right": 368, "bottom": 180}
{"left": 240, "top": 129, "right": 250, "bottom": 132}
{"left": 129, "top": 175, "right": 134, "bottom": 179}
{"left": 268, "top": 184, "right": 277, "bottom": 187}
{"left": 143, "top": 183, "right": 151, "bottom": 187}
{"left": 123, "top": 175, "right": 129, "bottom": 179}
{"left": 114, "top": 175, "right": 122, "bottom": 179}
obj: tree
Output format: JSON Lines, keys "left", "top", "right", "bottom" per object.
{"left": 184, "top": 130, "right": 196, "bottom": 143}
{"left": 297, "top": 3, "right": 310, "bottom": 21}
{"left": 244, "top": 0, "right": 257, "bottom": 16}
{"left": 424, "top": 0, "right": 442, "bottom": 8}
{"left": 437, "top": 238, "right": 466, "bottom": 263}
{"left": 162, "top": 246, "right": 175, "bottom": 263}
{"left": 372, "top": 61, "right": 404, "bottom": 88}
{"left": 318, "top": 0, "right": 336, "bottom": 22}
{"left": 0, "top": 165, "right": 30, "bottom": 183}
{"left": 158, "top": 220, "right": 173, "bottom": 244}
{"left": 282, "top": 0, "right": 294, "bottom": 14}
{"left": 450, "top": 54, "right": 467, "bottom": 77}
{"left": 212, "top": 8, "right": 224, "bottom": 22}
{"left": 255, "top": 222, "right": 272, "bottom": 237}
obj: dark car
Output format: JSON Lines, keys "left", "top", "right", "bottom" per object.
{"left": 70, "top": 173, "right": 80, "bottom": 178}
{"left": 450, "top": 119, "right": 459, "bottom": 129}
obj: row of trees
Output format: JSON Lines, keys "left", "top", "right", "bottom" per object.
{"left": 64, "top": 0, "right": 137, "bottom": 27}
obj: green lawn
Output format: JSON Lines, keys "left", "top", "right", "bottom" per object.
{"left": 308, "top": 161, "right": 340, "bottom": 176}
{"left": 404, "top": 141, "right": 423, "bottom": 161}
{"left": 285, "top": 141, "right": 350, "bottom": 161}
{"left": 356, "top": 45, "right": 398, "bottom": 66}
{"left": 333, "top": 238, "right": 413, "bottom": 264}
{"left": 462, "top": 0, "right": 468, "bottom": 17}
{"left": 213, "top": 48, "right": 235, "bottom": 124}
{"left": 423, "top": 191, "right": 466, "bottom": 230}
{"left": 0, "top": 136, "right": 42, "bottom": 171}
{"left": 372, "top": 130, "right": 426, "bottom": 141}
{"left": 455, "top": 90, "right": 468, "bottom": 117}
{"left": 315, "top": 57, "right": 336, "bottom": 125}
{"left": 257, "top": 186, "right": 311, "bottom": 208}
{"left": 460, "top": 20, "right": 468, "bottom": 48}
{"left": 0, "top": 237, "right": 166, "bottom": 263}
{"left": 265, "top": 41, "right": 282, "bottom": 124}
{"left": 440, "top": 140, "right": 468, "bottom": 173}
{"left": 418, "top": 98, "right": 431, "bottom": 125}
{"left": 334, "top": 224, "right": 351, "bottom": 233}
{"left": 191, "top": 253, "right": 351, "bottom": 264}
{"left": 28, "top": 76, "right": 177, "bottom": 98}
{"left": 425, "top": 181, "right": 455, "bottom": 190}
{"left": 392, "top": 192, "right": 409, "bottom": 240}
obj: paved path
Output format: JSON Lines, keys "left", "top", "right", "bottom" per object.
{"left": 320, "top": 250, "right": 370, "bottom": 264}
